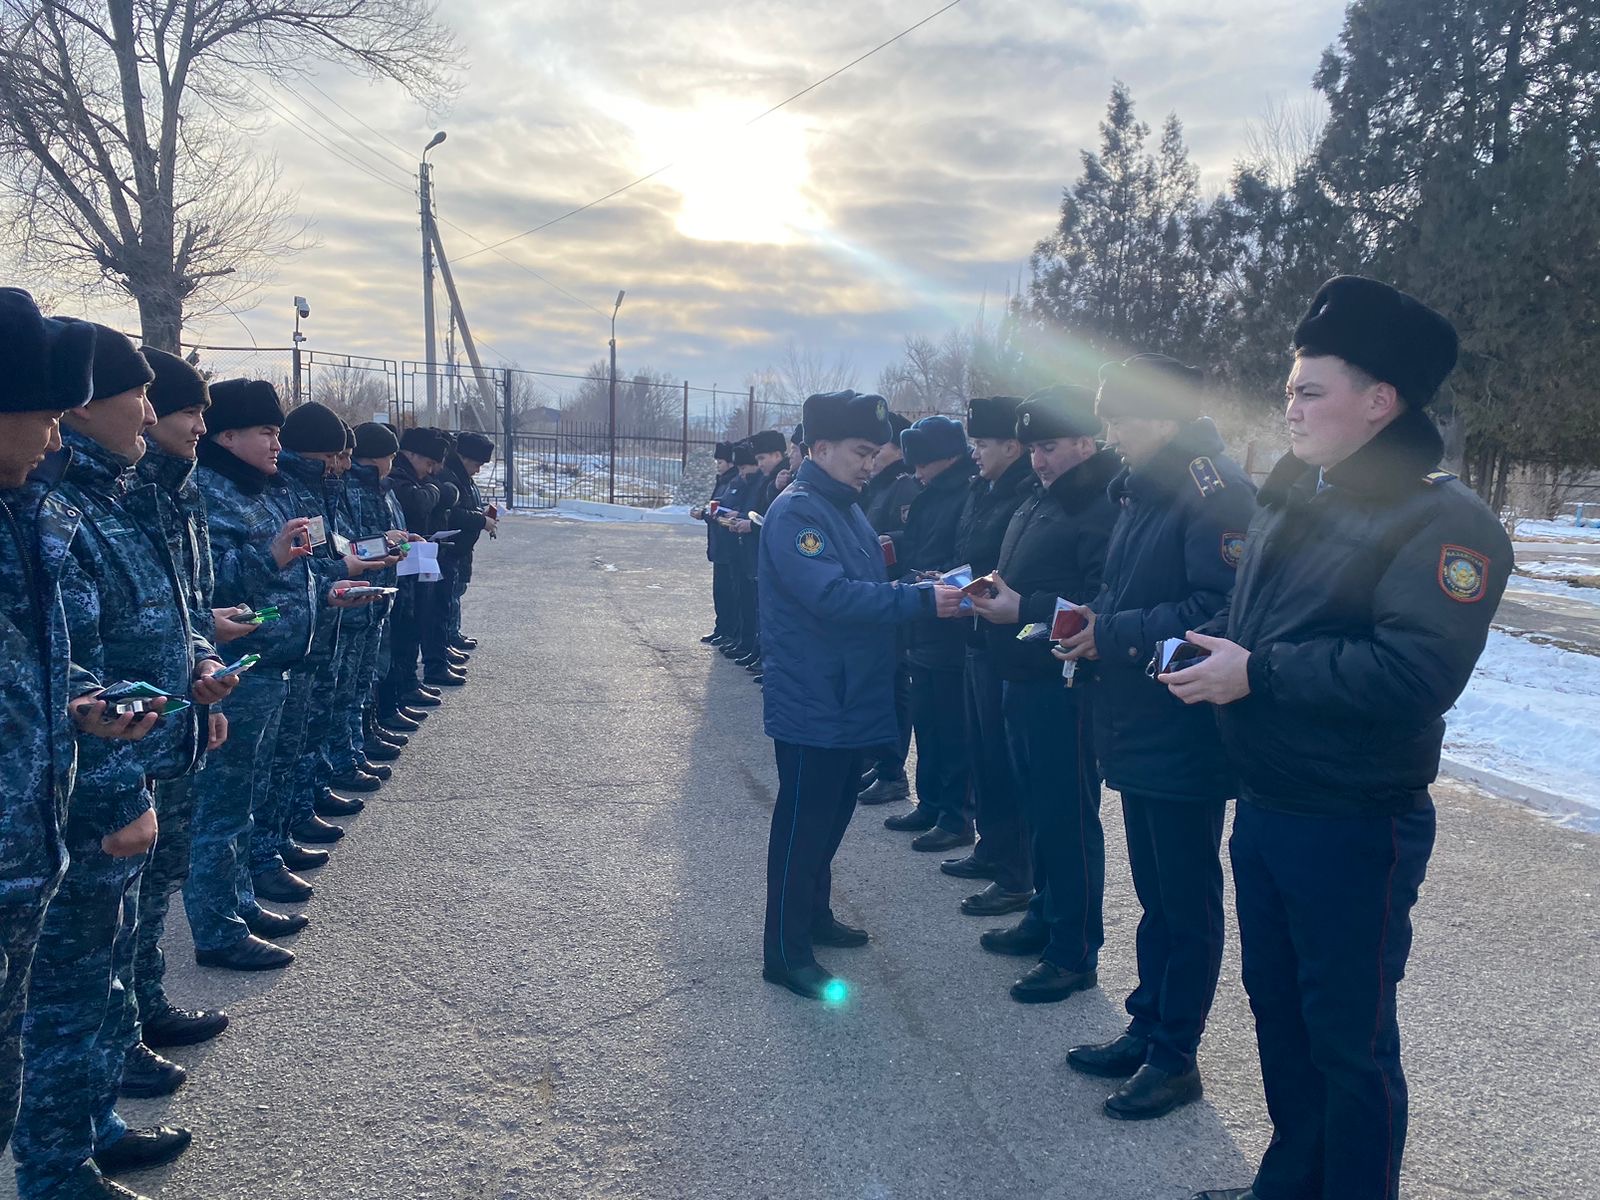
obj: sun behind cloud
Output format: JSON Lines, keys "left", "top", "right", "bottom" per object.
{"left": 617, "top": 99, "right": 823, "bottom": 245}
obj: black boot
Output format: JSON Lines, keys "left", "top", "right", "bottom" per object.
{"left": 761, "top": 961, "right": 843, "bottom": 1002}
{"left": 280, "top": 842, "right": 330, "bottom": 871}
{"left": 291, "top": 815, "right": 345, "bottom": 843}
{"left": 811, "top": 916, "right": 869, "bottom": 948}
{"left": 94, "top": 1126, "right": 193, "bottom": 1175}
{"left": 195, "top": 933, "right": 295, "bottom": 971}
{"left": 252, "top": 864, "right": 314, "bottom": 902}
{"left": 247, "top": 907, "right": 311, "bottom": 939}
{"left": 118, "top": 1043, "right": 186, "bottom": 1098}
{"left": 883, "top": 806, "right": 937, "bottom": 832}
{"left": 1104, "top": 1064, "right": 1203, "bottom": 1121}
{"left": 960, "top": 883, "right": 1034, "bottom": 917}
{"left": 858, "top": 776, "right": 909, "bottom": 806}
{"left": 364, "top": 739, "right": 402, "bottom": 762}
{"left": 329, "top": 771, "right": 382, "bottom": 794}
{"left": 380, "top": 711, "right": 422, "bottom": 733}
{"left": 314, "top": 789, "right": 365, "bottom": 817}
{"left": 140, "top": 1004, "right": 229, "bottom": 1049}
{"left": 979, "top": 921, "right": 1049, "bottom": 957}
{"left": 911, "top": 826, "right": 973, "bottom": 852}
{"left": 1009, "top": 960, "right": 1097, "bottom": 1004}
{"left": 358, "top": 761, "right": 392, "bottom": 781}
{"left": 1067, "top": 1033, "right": 1149, "bottom": 1078}
{"left": 940, "top": 853, "right": 999, "bottom": 880}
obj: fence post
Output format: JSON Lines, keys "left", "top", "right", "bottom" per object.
{"left": 747, "top": 386, "right": 755, "bottom": 437}
{"left": 682, "top": 380, "right": 690, "bottom": 471}
{"left": 501, "top": 370, "right": 513, "bottom": 510}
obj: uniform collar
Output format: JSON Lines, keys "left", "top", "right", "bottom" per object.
{"left": 1260, "top": 406, "right": 1444, "bottom": 506}
{"left": 796, "top": 457, "right": 860, "bottom": 508}
{"left": 922, "top": 457, "right": 977, "bottom": 497}
{"left": 136, "top": 445, "right": 198, "bottom": 494}
{"left": 61, "top": 426, "right": 135, "bottom": 496}
{"left": 1043, "top": 446, "right": 1120, "bottom": 513}
{"left": 277, "top": 449, "right": 329, "bottom": 487}
{"left": 196, "top": 437, "right": 273, "bottom": 495}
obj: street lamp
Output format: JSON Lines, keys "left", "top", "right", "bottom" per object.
{"left": 291, "top": 295, "right": 310, "bottom": 405}
{"left": 607, "top": 289, "right": 626, "bottom": 504}
{"left": 421, "top": 131, "right": 447, "bottom": 422}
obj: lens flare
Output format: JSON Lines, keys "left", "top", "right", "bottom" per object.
{"left": 822, "top": 978, "right": 849, "bottom": 1006}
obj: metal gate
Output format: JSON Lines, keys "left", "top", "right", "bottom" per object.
{"left": 502, "top": 432, "right": 561, "bottom": 510}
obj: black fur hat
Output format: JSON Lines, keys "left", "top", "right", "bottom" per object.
{"left": 207, "top": 379, "right": 286, "bottom": 434}
{"left": 280, "top": 401, "right": 347, "bottom": 453}
{"left": 141, "top": 347, "right": 209, "bottom": 417}
{"left": 802, "top": 391, "right": 895, "bottom": 446}
{"left": 1293, "top": 275, "right": 1458, "bottom": 406}
{"left": 0, "top": 288, "right": 95, "bottom": 413}
{"left": 1016, "top": 385, "right": 1100, "bottom": 442}
{"left": 353, "top": 421, "right": 399, "bottom": 459}
{"left": 966, "top": 395, "right": 1024, "bottom": 440}
{"left": 750, "top": 429, "right": 788, "bottom": 456}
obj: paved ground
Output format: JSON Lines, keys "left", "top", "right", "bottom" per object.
{"left": 14, "top": 517, "right": 1597, "bottom": 1200}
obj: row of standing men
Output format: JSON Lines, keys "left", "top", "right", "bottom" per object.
{"left": 0, "top": 287, "right": 497, "bottom": 1200}
{"left": 700, "top": 276, "right": 1514, "bottom": 1200}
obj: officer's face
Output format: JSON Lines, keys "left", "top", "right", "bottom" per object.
{"left": 219, "top": 425, "right": 282, "bottom": 475}
{"left": 461, "top": 456, "right": 489, "bottom": 476}
{"left": 715, "top": 457, "right": 731, "bottom": 472}
{"left": 147, "top": 404, "right": 208, "bottom": 460}
{"left": 301, "top": 450, "right": 342, "bottom": 476}
{"left": 1029, "top": 436, "right": 1096, "bottom": 487}
{"left": 971, "top": 437, "right": 1023, "bottom": 482}
{"left": 1286, "top": 354, "right": 1402, "bottom": 468}
{"left": 913, "top": 455, "right": 962, "bottom": 485}
{"left": 756, "top": 451, "right": 784, "bottom": 474}
{"left": 0, "top": 410, "right": 63, "bottom": 489}
{"left": 1101, "top": 414, "right": 1180, "bottom": 470}
{"left": 813, "top": 437, "right": 880, "bottom": 489}
{"left": 871, "top": 441, "right": 903, "bottom": 475}
{"left": 65, "top": 384, "right": 156, "bottom": 464}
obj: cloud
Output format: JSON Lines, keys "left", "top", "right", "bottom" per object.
{"left": 4, "top": 0, "right": 1350, "bottom": 395}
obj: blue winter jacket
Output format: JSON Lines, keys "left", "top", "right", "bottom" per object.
{"left": 758, "top": 459, "right": 933, "bottom": 750}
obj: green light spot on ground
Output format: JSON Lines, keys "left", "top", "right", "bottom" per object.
{"left": 823, "top": 979, "right": 848, "bottom": 1006}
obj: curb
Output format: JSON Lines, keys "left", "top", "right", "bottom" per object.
{"left": 1439, "top": 755, "right": 1600, "bottom": 833}
{"left": 552, "top": 499, "right": 699, "bottom": 525}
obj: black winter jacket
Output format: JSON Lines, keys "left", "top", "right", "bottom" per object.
{"left": 900, "top": 458, "right": 978, "bottom": 670}
{"left": 953, "top": 456, "right": 1035, "bottom": 651}
{"left": 985, "top": 448, "right": 1121, "bottom": 682}
{"left": 1087, "top": 420, "right": 1256, "bottom": 803}
{"left": 1205, "top": 407, "right": 1512, "bottom": 816}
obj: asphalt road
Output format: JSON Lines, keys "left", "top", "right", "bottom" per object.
{"left": 14, "top": 517, "right": 1597, "bottom": 1200}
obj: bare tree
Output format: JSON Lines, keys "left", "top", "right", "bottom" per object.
{"left": 309, "top": 361, "right": 391, "bottom": 427}
{"left": 0, "top": 1, "right": 459, "bottom": 349}
{"left": 1240, "top": 94, "right": 1327, "bottom": 189}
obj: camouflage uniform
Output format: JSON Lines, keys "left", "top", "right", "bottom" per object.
{"left": 15, "top": 430, "right": 214, "bottom": 1199}
{"left": 181, "top": 440, "right": 314, "bottom": 952}
{"left": 261, "top": 451, "right": 345, "bottom": 858}
{"left": 0, "top": 461, "right": 90, "bottom": 1158}
{"left": 328, "top": 461, "right": 393, "bottom": 776}
{"left": 128, "top": 446, "right": 214, "bottom": 1026}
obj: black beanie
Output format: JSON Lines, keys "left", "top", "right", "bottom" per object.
{"left": 1095, "top": 354, "right": 1205, "bottom": 421}
{"left": 750, "top": 429, "right": 787, "bottom": 456}
{"left": 75, "top": 322, "right": 154, "bottom": 402}
{"left": 1016, "top": 385, "right": 1100, "bottom": 442}
{"left": 1293, "top": 275, "right": 1458, "bottom": 406}
{"left": 966, "top": 395, "right": 1024, "bottom": 440}
{"left": 714, "top": 441, "right": 734, "bottom": 461}
{"left": 731, "top": 441, "right": 758, "bottom": 467}
{"left": 206, "top": 379, "right": 286, "bottom": 435}
{"left": 0, "top": 288, "right": 95, "bottom": 413}
{"left": 400, "top": 425, "right": 449, "bottom": 462}
{"left": 141, "top": 347, "right": 209, "bottom": 417}
{"left": 457, "top": 431, "right": 495, "bottom": 462}
{"left": 353, "top": 421, "right": 399, "bottom": 459}
{"left": 802, "top": 390, "right": 894, "bottom": 445}
{"left": 280, "top": 401, "right": 347, "bottom": 453}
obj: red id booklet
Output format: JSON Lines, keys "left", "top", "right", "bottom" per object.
{"left": 1051, "top": 599, "right": 1087, "bottom": 641}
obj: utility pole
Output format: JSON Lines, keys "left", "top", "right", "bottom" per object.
{"left": 607, "top": 289, "right": 625, "bottom": 505}
{"left": 420, "top": 131, "right": 447, "bottom": 425}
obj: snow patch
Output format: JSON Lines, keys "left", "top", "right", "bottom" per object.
{"left": 1446, "top": 631, "right": 1600, "bottom": 819}
{"left": 1514, "top": 516, "right": 1600, "bottom": 543}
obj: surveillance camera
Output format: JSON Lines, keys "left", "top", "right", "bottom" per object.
{"left": 294, "top": 296, "right": 310, "bottom": 319}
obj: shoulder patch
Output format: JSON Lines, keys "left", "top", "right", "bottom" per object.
{"left": 1220, "top": 530, "right": 1246, "bottom": 569}
{"left": 1423, "top": 470, "right": 1457, "bottom": 486}
{"left": 1188, "top": 456, "right": 1224, "bottom": 498}
{"left": 1439, "top": 544, "right": 1488, "bottom": 603}
{"left": 795, "top": 528, "right": 826, "bottom": 558}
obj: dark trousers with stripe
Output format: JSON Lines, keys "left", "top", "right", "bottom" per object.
{"left": 1002, "top": 678, "right": 1103, "bottom": 973}
{"left": 1121, "top": 791, "right": 1227, "bottom": 1075}
{"left": 764, "top": 742, "right": 863, "bottom": 971}
{"left": 1231, "top": 798, "right": 1435, "bottom": 1200}
{"left": 965, "top": 648, "right": 1029, "bottom": 891}
{"left": 908, "top": 663, "right": 971, "bottom": 832}
{"left": 870, "top": 664, "right": 913, "bottom": 785}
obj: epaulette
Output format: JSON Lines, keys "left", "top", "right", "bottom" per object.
{"left": 1422, "top": 470, "right": 1456, "bottom": 486}
{"left": 1188, "top": 456, "right": 1225, "bottom": 498}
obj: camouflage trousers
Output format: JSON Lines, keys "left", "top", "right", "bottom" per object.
{"left": 130, "top": 775, "right": 195, "bottom": 1024}
{"left": 326, "top": 618, "right": 383, "bottom": 780}
{"left": 0, "top": 880, "right": 61, "bottom": 1159}
{"left": 183, "top": 670, "right": 287, "bottom": 951}
{"left": 253, "top": 667, "right": 318, "bottom": 877}
{"left": 14, "top": 838, "right": 146, "bottom": 1199}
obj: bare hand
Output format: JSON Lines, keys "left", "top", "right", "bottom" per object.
{"left": 102, "top": 808, "right": 157, "bottom": 858}
{"left": 774, "top": 469, "right": 792, "bottom": 490}
{"left": 730, "top": 518, "right": 753, "bottom": 535}
{"left": 192, "top": 659, "right": 238, "bottom": 705}
{"left": 69, "top": 693, "right": 163, "bottom": 741}
{"left": 484, "top": 516, "right": 498, "bottom": 535}
{"left": 932, "top": 584, "right": 966, "bottom": 618}
{"left": 690, "top": 506, "right": 706, "bottom": 520}
{"left": 1054, "top": 607, "right": 1099, "bottom": 661}
{"left": 1159, "top": 631, "right": 1252, "bottom": 705}
{"left": 207, "top": 711, "right": 230, "bottom": 751}
{"left": 212, "top": 605, "right": 259, "bottom": 644}
{"left": 968, "top": 572, "right": 1021, "bottom": 624}
{"left": 271, "top": 518, "right": 314, "bottom": 569}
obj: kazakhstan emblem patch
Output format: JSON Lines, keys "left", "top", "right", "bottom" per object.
{"left": 1221, "top": 531, "right": 1246, "bottom": 569}
{"left": 796, "top": 528, "right": 826, "bottom": 557}
{"left": 1438, "top": 544, "right": 1488, "bottom": 603}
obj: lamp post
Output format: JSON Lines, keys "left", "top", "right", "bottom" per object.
{"left": 607, "top": 288, "right": 625, "bottom": 504}
{"left": 291, "top": 295, "right": 309, "bottom": 404}
{"left": 420, "top": 130, "right": 447, "bottom": 424}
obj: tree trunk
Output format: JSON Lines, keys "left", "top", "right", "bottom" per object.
{"left": 133, "top": 280, "right": 183, "bottom": 351}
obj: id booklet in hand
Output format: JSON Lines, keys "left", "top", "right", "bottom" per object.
{"left": 98, "top": 680, "right": 190, "bottom": 718}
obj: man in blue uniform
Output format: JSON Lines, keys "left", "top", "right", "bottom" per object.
{"left": 758, "top": 391, "right": 963, "bottom": 1001}
{"left": 1171, "top": 278, "right": 1513, "bottom": 1200}
{"left": 691, "top": 442, "right": 738, "bottom": 645}
{"left": 715, "top": 441, "right": 760, "bottom": 663}
{"left": 1056, "top": 353, "right": 1256, "bottom": 1121}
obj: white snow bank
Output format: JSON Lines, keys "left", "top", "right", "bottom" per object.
{"left": 1503, "top": 577, "right": 1600, "bottom": 606}
{"left": 1515, "top": 516, "right": 1600, "bottom": 542}
{"left": 1446, "top": 631, "right": 1600, "bottom": 820}
{"left": 527, "top": 499, "right": 699, "bottom": 525}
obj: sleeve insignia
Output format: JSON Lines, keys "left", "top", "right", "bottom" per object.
{"left": 795, "top": 528, "right": 826, "bottom": 557}
{"left": 1423, "top": 470, "right": 1457, "bottom": 485}
{"left": 899, "top": 503, "right": 912, "bottom": 524}
{"left": 1221, "top": 531, "right": 1246, "bottom": 568}
{"left": 1439, "top": 544, "right": 1488, "bottom": 602}
{"left": 1188, "top": 456, "right": 1224, "bottom": 498}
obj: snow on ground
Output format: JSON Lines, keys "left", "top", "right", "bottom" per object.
{"left": 1504, "top": 577, "right": 1600, "bottom": 605}
{"left": 1516, "top": 558, "right": 1600, "bottom": 579}
{"left": 1515, "top": 516, "right": 1600, "bottom": 542}
{"left": 1447, "top": 630, "right": 1600, "bottom": 815}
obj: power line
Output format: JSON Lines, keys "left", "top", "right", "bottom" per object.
{"left": 246, "top": 84, "right": 417, "bottom": 196}
{"left": 456, "top": 0, "right": 969, "bottom": 261}
{"left": 302, "top": 76, "right": 419, "bottom": 164}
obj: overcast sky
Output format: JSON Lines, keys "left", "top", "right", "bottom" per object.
{"left": 18, "top": 0, "right": 1350, "bottom": 398}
